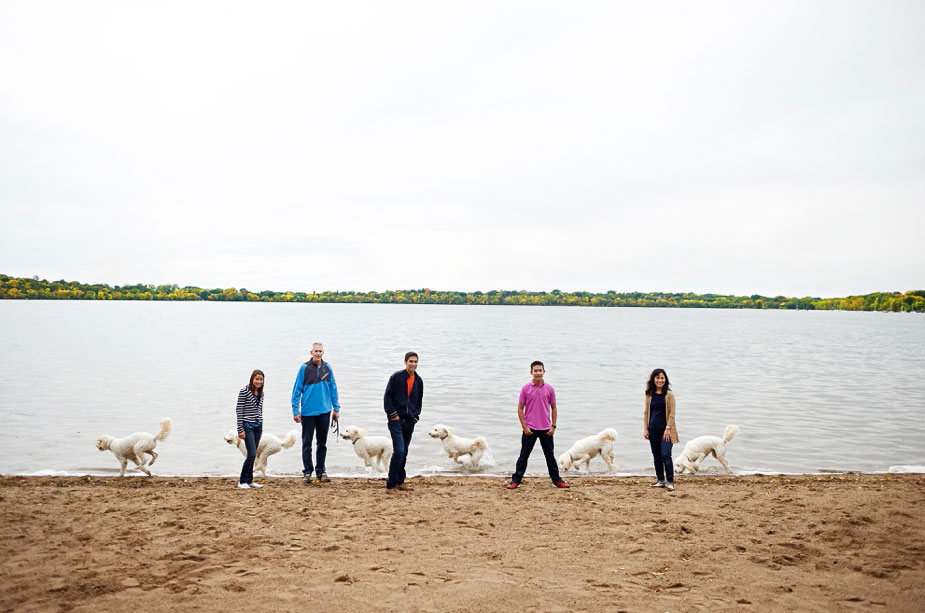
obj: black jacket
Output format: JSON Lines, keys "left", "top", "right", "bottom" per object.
{"left": 384, "top": 369, "right": 423, "bottom": 421}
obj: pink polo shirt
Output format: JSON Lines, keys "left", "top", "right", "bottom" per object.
{"left": 519, "top": 381, "right": 556, "bottom": 430}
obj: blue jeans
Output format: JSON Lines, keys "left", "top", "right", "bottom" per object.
{"left": 511, "top": 430, "right": 562, "bottom": 484}
{"left": 386, "top": 418, "right": 416, "bottom": 488}
{"left": 649, "top": 429, "right": 674, "bottom": 484}
{"left": 300, "top": 412, "right": 331, "bottom": 476}
{"left": 239, "top": 421, "right": 262, "bottom": 484}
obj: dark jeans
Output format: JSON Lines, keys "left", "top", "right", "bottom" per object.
{"left": 239, "top": 421, "right": 262, "bottom": 485}
{"left": 649, "top": 428, "right": 674, "bottom": 484}
{"left": 300, "top": 412, "right": 331, "bottom": 476}
{"left": 386, "top": 417, "right": 416, "bottom": 489}
{"left": 511, "top": 429, "right": 561, "bottom": 484}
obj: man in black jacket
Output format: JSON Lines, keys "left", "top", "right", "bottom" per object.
{"left": 384, "top": 352, "right": 422, "bottom": 492}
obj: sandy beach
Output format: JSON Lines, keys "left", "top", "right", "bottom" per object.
{"left": 1, "top": 473, "right": 922, "bottom": 612}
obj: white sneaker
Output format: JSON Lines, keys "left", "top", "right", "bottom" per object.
{"left": 237, "top": 483, "right": 250, "bottom": 489}
{"left": 248, "top": 483, "right": 264, "bottom": 489}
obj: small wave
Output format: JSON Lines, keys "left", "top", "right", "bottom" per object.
{"left": 888, "top": 465, "right": 925, "bottom": 473}
{"left": 24, "top": 469, "right": 84, "bottom": 477}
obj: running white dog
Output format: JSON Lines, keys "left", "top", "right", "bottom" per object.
{"left": 428, "top": 424, "right": 488, "bottom": 469}
{"left": 223, "top": 429, "right": 299, "bottom": 478}
{"left": 675, "top": 424, "right": 739, "bottom": 475}
{"left": 557, "top": 428, "right": 618, "bottom": 472}
{"left": 340, "top": 425, "right": 393, "bottom": 472}
{"left": 95, "top": 418, "right": 171, "bottom": 477}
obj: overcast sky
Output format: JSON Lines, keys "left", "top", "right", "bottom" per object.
{"left": 1, "top": 1, "right": 922, "bottom": 297}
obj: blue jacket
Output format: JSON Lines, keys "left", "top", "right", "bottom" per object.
{"left": 384, "top": 369, "right": 423, "bottom": 421}
{"left": 291, "top": 360, "right": 340, "bottom": 416}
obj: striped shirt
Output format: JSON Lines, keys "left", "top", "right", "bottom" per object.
{"left": 236, "top": 387, "right": 264, "bottom": 433}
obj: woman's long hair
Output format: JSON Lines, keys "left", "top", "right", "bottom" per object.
{"left": 248, "top": 369, "right": 265, "bottom": 398}
{"left": 645, "top": 368, "right": 670, "bottom": 396}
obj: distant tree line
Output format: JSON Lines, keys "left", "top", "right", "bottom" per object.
{"left": 1, "top": 274, "right": 922, "bottom": 312}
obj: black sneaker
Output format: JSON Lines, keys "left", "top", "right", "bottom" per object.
{"left": 301, "top": 473, "right": 313, "bottom": 484}
{"left": 316, "top": 472, "right": 331, "bottom": 483}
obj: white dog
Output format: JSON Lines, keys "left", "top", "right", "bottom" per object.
{"left": 340, "top": 425, "right": 393, "bottom": 472}
{"left": 557, "top": 428, "right": 618, "bottom": 472}
{"left": 223, "top": 429, "right": 299, "bottom": 478}
{"left": 95, "top": 418, "right": 171, "bottom": 477}
{"left": 428, "top": 424, "right": 488, "bottom": 469}
{"left": 675, "top": 424, "right": 739, "bottom": 475}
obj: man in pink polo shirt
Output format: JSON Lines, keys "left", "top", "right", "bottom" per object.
{"left": 507, "top": 361, "right": 570, "bottom": 489}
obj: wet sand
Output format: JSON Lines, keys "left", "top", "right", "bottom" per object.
{"left": 1, "top": 474, "right": 923, "bottom": 612}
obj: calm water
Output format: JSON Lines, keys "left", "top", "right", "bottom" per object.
{"left": 0, "top": 301, "right": 923, "bottom": 478}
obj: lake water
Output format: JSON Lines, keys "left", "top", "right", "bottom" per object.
{"left": 0, "top": 301, "right": 923, "bottom": 478}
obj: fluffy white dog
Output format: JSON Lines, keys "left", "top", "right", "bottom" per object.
{"left": 96, "top": 417, "right": 171, "bottom": 477}
{"left": 557, "top": 428, "right": 618, "bottom": 472}
{"left": 223, "top": 429, "right": 299, "bottom": 478}
{"left": 340, "top": 425, "right": 393, "bottom": 472}
{"left": 675, "top": 424, "right": 739, "bottom": 475}
{"left": 428, "top": 424, "right": 488, "bottom": 469}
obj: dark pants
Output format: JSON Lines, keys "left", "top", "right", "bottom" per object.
{"left": 649, "top": 428, "right": 674, "bottom": 484}
{"left": 300, "top": 412, "right": 331, "bottom": 476}
{"left": 239, "top": 421, "right": 262, "bottom": 485}
{"left": 511, "top": 429, "right": 561, "bottom": 484}
{"left": 386, "top": 418, "right": 416, "bottom": 489}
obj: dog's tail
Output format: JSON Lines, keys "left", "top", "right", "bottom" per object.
{"left": 281, "top": 430, "right": 299, "bottom": 449}
{"left": 473, "top": 437, "right": 488, "bottom": 450}
{"left": 155, "top": 418, "right": 172, "bottom": 441}
{"left": 723, "top": 424, "right": 739, "bottom": 443}
{"left": 601, "top": 428, "right": 618, "bottom": 441}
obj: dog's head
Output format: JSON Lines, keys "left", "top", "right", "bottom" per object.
{"left": 223, "top": 430, "right": 239, "bottom": 445}
{"left": 557, "top": 452, "right": 573, "bottom": 471}
{"left": 95, "top": 435, "right": 113, "bottom": 451}
{"left": 340, "top": 425, "right": 365, "bottom": 442}
{"left": 429, "top": 424, "right": 452, "bottom": 440}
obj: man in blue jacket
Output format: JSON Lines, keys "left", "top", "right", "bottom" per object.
{"left": 292, "top": 342, "right": 340, "bottom": 483}
{"left": 384, "top": 352, "right": 422, "bottom": 492}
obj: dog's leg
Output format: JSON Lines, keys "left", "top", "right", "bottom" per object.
{"left": 136, "top": 458, "right": 152, "bottom": 476}
{"left": 147, "top": 449, "right": 158, "bottom": 466}
{"left": 119, "top": 458, "right": 128, "bottom": 477}
{"left": 692, "top": 453, "right": 707, "bottom": 472}
{"left": 132, "top": 449, "right": 152, "bottom": 476}
{"left": 379, "top": 453, "right": 389, "bottom": 472}
{"left": 256, "top": 456, "right": 267, "bottom": 477}
{"left": 603, "top": 452, "right": 614, "bottom": 472}
{"left": 715, "top": 451, "right": 733, "bottom": 474}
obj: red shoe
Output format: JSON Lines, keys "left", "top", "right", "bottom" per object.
{"left": 506, "top": 481, "right": 520, "bottom": 489}
{"left": 553, "top": 480, "right": 570, "bottom": 488}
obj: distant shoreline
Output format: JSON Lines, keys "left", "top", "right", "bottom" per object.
{"left": 2, "top": 274, "right": 923, "bottom": 312}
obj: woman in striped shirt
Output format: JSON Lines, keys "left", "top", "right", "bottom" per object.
{"left": 236, "top": 369, "right": 265, "bottom": 489}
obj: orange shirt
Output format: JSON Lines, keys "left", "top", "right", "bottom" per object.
{"left": 406, "top": 373, "right": 415, "bottom": 397}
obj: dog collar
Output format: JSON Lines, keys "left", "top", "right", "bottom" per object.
{"left": 351, "top": 439, "right": 358, "bottom": 446}
{"left": 439, "top": 433, "right": 448, "bottom": 440}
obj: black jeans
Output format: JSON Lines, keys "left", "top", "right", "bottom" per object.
{"left": 239, "top": 421, "right": 262, "bottom": 485}
{"left": 649, "top": 428, "right": 674, "bottom": 484}
{"left": 300, "top": 412, "right": 331, "bottom": 476}
{"left": 511, "top": 429, "right": 561, "bottom": 484}
{"left": 386, "top": 417, "right": 416, "bottom": 488}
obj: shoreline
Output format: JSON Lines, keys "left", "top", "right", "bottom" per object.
{"left": 6, "top": 466, "right": 925, "bottom": 479}
{"left": 3, "top": 474, "right": 923, "bottom": 611}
